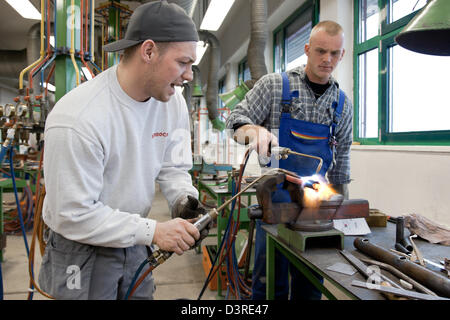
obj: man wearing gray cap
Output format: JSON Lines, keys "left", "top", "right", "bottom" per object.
{"left": 39, "top": 1, "right": 206, "bottom": 300}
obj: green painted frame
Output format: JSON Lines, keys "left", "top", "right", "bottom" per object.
{"left": 353, "top": 0, "right": 450, "bottom": 145}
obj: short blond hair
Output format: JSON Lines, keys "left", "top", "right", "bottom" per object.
{"left": 309, "top": 20, "right": 344, "bottom": 40}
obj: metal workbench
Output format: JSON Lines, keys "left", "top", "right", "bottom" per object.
{"left": 263, "top": 221, "right": 449, "bottom": 300}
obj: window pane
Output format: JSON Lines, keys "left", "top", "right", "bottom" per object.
{"left": 285, "top": 9, "right": 312, "bottom": 70}
{"left": 359, "top": 0, "right": 379, "bottom": 42}
{"left": 389, "top": 45, "right": 450, "bottom": 133}
{"left": 274, "top": 31, "right": 283, "bottom": 73}
{"left": 243, "top": 60, "right": 251, "bottom": 82}
{"left": 390, "top": 0, "right": 427, "bottom": 22}
{"left": 358, "top": 49, "right": 378, "bottom": 138}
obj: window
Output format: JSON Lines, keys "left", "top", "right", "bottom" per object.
{"left": 273, "top": 0, "right": 319, "bottom": 73}
{"left": 238, "top": 58, "right": 251, "bottom": 84}
{"left": 354, "top": 0, "right": 450, "bottom": 145}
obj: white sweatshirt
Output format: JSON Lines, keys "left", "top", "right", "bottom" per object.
{"left": 42, "top": 64, "right": 198, "bottom": 248}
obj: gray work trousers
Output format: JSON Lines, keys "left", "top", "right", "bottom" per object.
{"left": 38, "top": 230, "right": 155, "bottom": 300}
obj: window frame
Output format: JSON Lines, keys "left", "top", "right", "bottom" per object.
{"left": 272, "top": 0, "right": 320, "bottom": 73}
{"left": 354, "top": 0, "right": 450, "bottom": 146}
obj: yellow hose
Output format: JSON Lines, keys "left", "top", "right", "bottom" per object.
{"left": 19, "top": 0, "right": 45, "bottom": 91}
{"left": 70, "top": 0, "right": 80, "bottom": 86}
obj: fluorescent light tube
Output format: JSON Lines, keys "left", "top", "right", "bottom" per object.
{"left": 200, "top": 0, "right": 235, "bottom": 31}
{"left": 194, "top": 41, "right": 208, "bottom": 65}
{"left": 5, "top": 0, "right": 41, "bottom": 20}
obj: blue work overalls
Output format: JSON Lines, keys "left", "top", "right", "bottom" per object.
{"left": 251, "top": 72, "right": 345, "bottom": 300}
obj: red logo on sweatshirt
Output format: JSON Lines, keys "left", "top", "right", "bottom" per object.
{"left": 152, "top": 132, "right": 168, "bottom": 138}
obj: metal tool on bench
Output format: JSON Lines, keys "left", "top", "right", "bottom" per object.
{"left": 354, "top": 237, "right": 450, "bottom": 298}
{"left": 394, "top": 216, "right": 413, "bottom": 254}
{"left": 248, "top": 172, "right": 370, "bottom": 251}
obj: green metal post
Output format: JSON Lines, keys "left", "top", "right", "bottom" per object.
{"left": 107, "top": 1, "right": 120, "bottom": 67}
{"left": 55, "top": 0, "right": 81, "bottom": 102}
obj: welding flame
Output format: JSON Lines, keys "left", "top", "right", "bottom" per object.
{"left": 302, "top": 175, "right": 336, "bottom": 208}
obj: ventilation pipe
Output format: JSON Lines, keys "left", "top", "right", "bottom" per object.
{"left": 191, "top": 65, "right": 203, "bottom": 97}
{"left": 245, "top": 0, "right": 268, "bottom": 90}
{"left": 198, "top": 30, "right": 225, "bottom": 131}
{"left": 219, "top": 0, "right": 268, "bottom": 109}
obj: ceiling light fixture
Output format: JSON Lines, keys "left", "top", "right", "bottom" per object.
{"left": 200, "top": 0, "right": 235, "bottom": 31}
{"left": 194, "top": 41, "right": 208, "bottom": 65}
{"left": 5, "top": 0, "right": 41, "bottom": 20}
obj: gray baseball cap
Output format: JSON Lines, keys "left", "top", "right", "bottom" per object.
{"left": 103, "top": 0, "right": 199, "bottom": 52}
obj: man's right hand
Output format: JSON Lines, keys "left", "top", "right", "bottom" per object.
{"left": 153, "top": 218, "right": 200, "bottom": 255}
{"left": 233, "top": 124, "right": 278, "bottom": 157}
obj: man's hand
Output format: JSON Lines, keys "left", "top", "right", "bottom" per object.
{"left": 172, "top": 195, "right": 207, "bottom": 219}
{"left": 233, "top": 124, "right": 279, "bottom": 157}
{"left": 153, "top": 218, "right": 200, "bottom": 255}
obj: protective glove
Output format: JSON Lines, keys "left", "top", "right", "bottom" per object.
{"left": 171, "top": 195, "right": 207, "bottom": 219}
{"left": 172, "top": 195, "right": 213, "bottom": 248}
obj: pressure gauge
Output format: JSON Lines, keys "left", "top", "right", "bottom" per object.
{"left": 17, "top": 103, "right": 28, "bottom": 117}
{"left": 5, "top": 104, "right": 15, "bottom": 117}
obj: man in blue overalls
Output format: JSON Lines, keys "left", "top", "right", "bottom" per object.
{"left": 226, "top": 21, "right": 353, "bottom": 300}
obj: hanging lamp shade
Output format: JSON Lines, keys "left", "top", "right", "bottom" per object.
{"left": 395, "top": 0, "right": 450, "bottom": 56}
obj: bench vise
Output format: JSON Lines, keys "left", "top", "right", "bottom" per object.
{"left": 248, "top": 172, "right": 369, "bottom": 231}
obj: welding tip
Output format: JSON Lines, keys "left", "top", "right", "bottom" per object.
{"left": 304, "top": 180, "right": 320, "bottom": 190}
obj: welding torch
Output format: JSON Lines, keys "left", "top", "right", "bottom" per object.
{"left": 146, "top": 167, "right": 304, "bottom": 270}
{"left": 270, "top": 146, "right": 323, "bottom": 174}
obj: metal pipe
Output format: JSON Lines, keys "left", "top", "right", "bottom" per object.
{"left": 246, "top": 0, "right": 268, "bottom": 89}
{"left": 70, "top": 0, "right": 80, "bottom": 86}
{"left": 198, "top": 30, "right": 220, "bottom": 121}
{"left": 90, "top": 0, "right": 95, "bottom": 62}
{"left": 19, "top": 0, "right": 46, "bottom": 92}
{"left": 354, "top": 237, "right": 450, "bottom": 298}
{"left": 358, "top": 257, "right": 437, "bottom": 296}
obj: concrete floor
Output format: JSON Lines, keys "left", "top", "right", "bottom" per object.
{"left": 1, "top": 184, "right": 347, "bottom": 300}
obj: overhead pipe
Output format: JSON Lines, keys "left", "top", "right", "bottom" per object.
{"left": 198, "top": 30, "right": 225, "bottom": 131}
{"left": 80, "top": 0, "right": 95, "bottom": 78}
{"left": 19, "top": 0, "right": 46, "bottom": 94}
{"left": 218, "top": 0, "right": 268, "bottom": 110}
{"left": 38, "top": 4, "right": 59, "bottom": 95}
{"left": 245, "top": 0, "right": 268, "bottom": 90}
{"left": 70, "top": 0, "right": 80, "bottom": 86}
{"left": 30, "top": 0, "right": 54, "bottom": 94}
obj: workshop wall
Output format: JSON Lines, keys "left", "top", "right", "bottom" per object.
{"left": 350, "top": 146, "right": 450, "bottom": 228}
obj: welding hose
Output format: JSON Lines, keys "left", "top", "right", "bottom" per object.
{"left": 225, "top": 151, "right": 252, "bottom": 298}
{"left": 123, "top": 259, "right": 151, "bottom": 300}
{"left": 27, "top": 149, "right": 54, "bottom": 300}
{"left": 9, "top": 149, "right": 34, "bottom": 299}
{"left": 198, "top": 148, "right": 252, "bottom": 299}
